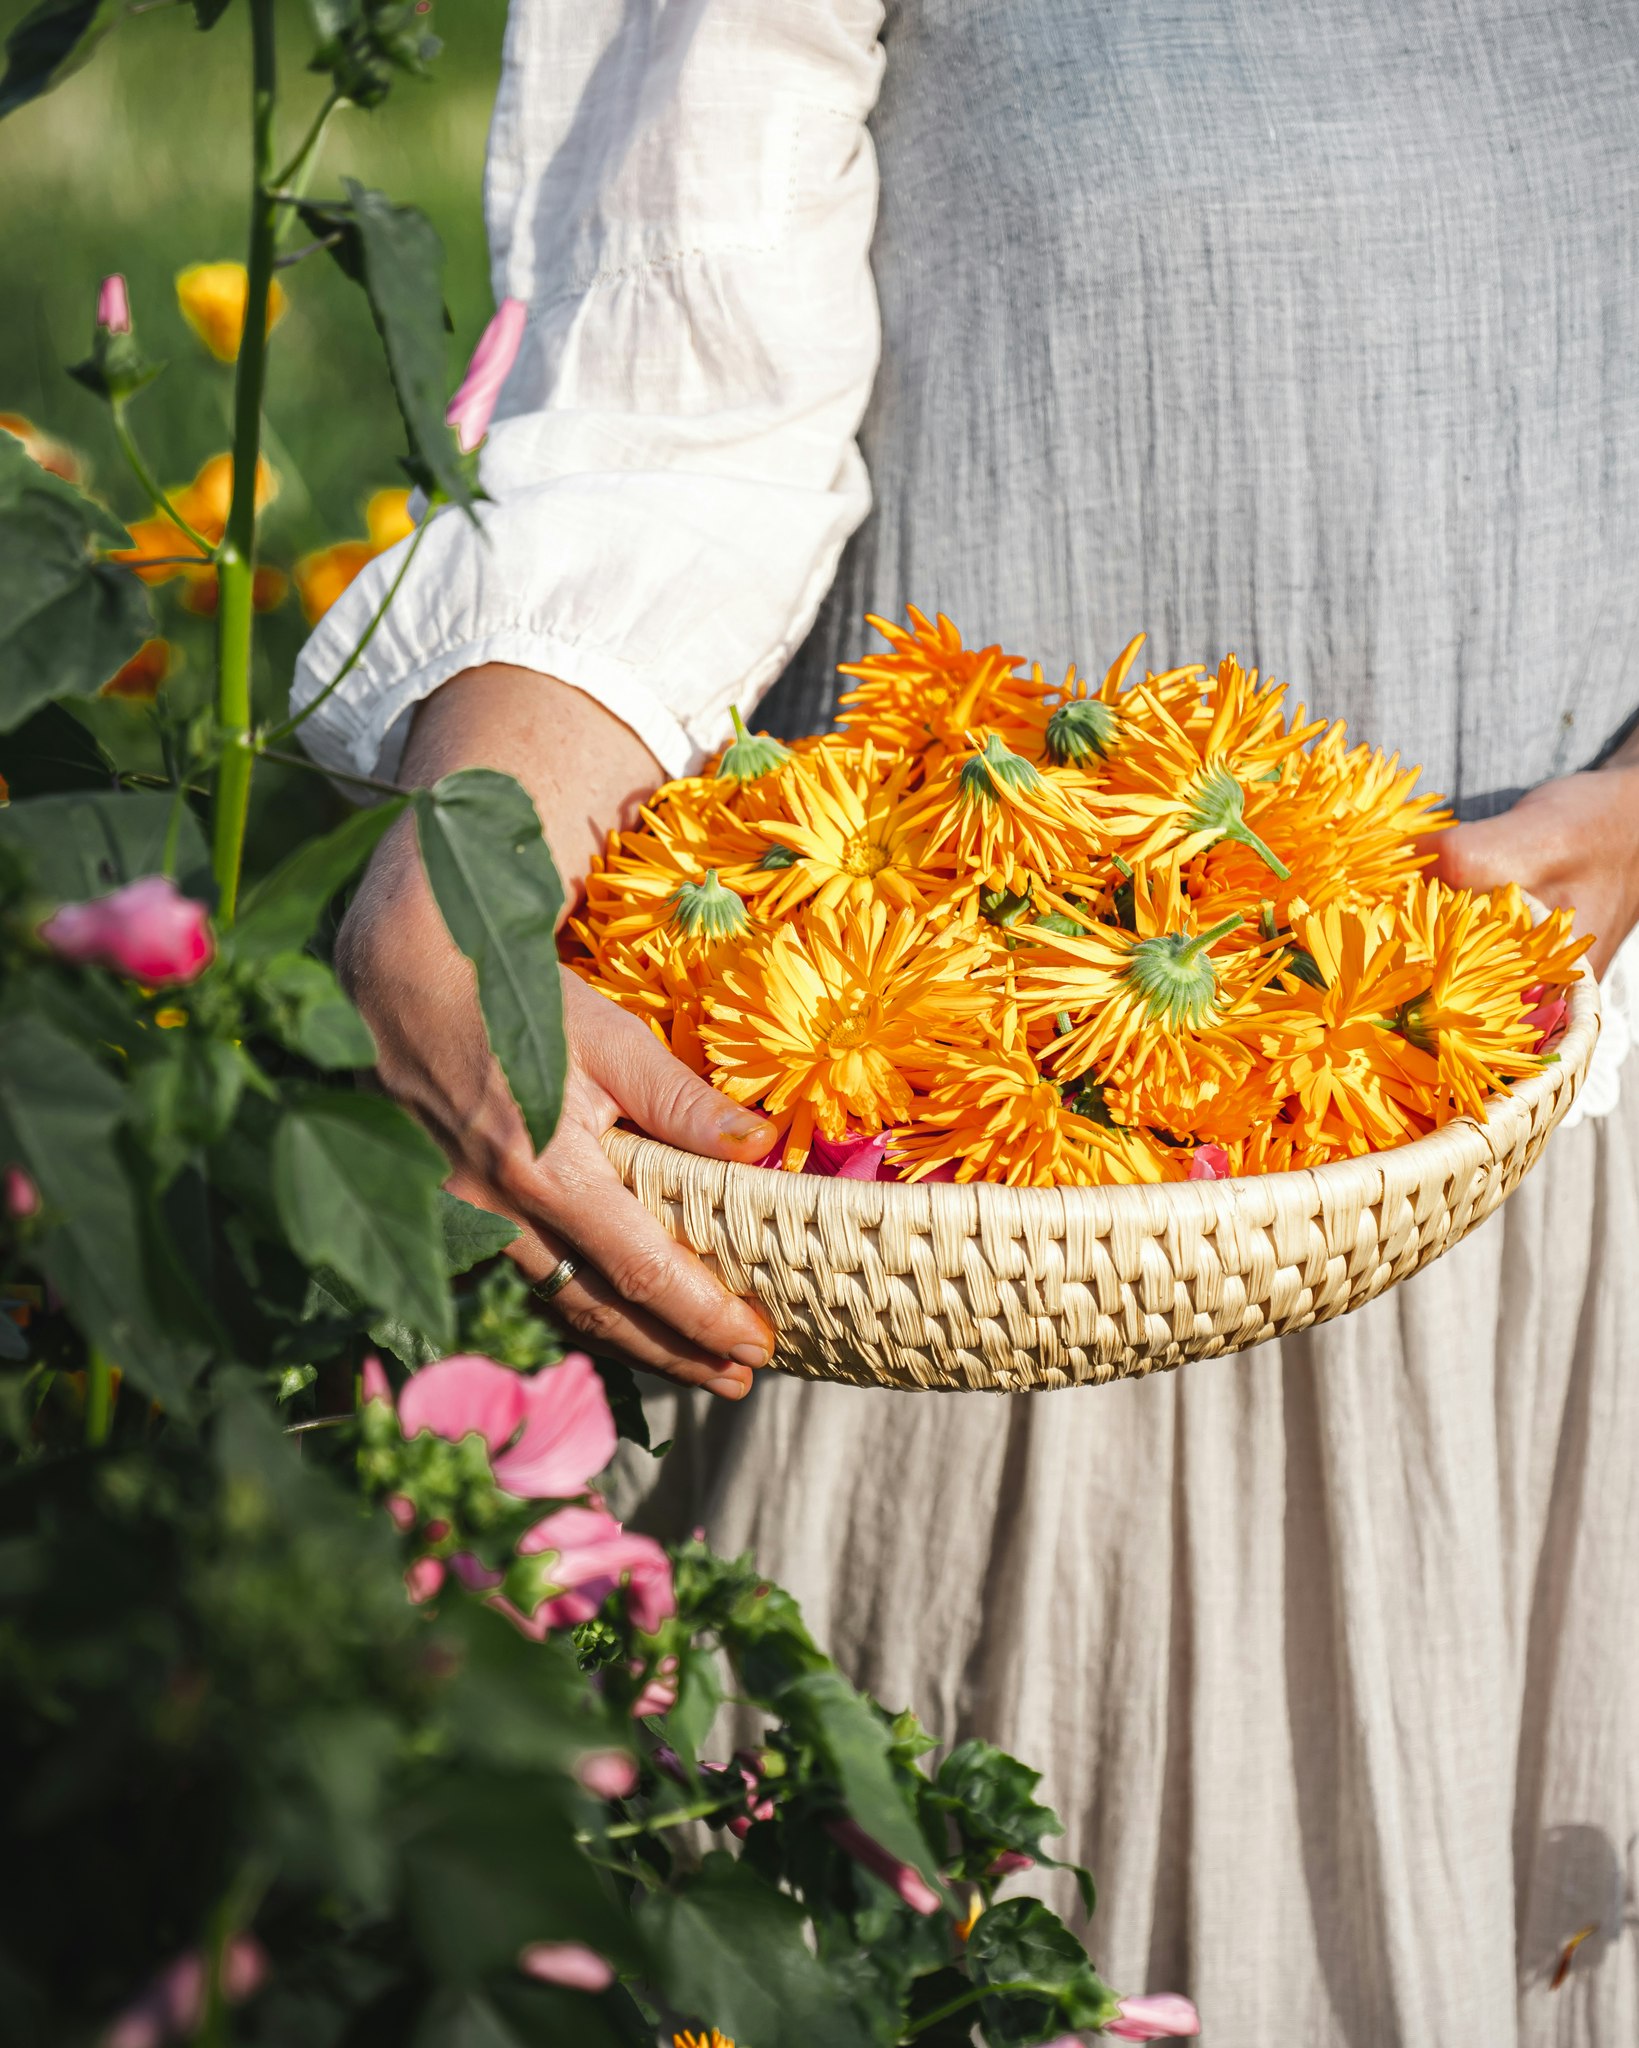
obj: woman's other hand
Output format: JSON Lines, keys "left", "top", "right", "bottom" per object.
{"left": 337, "top": 665, "right": 779, "bottom": 1399}
{"left": 1424, "top": 740, "right": 1639, "bottom": 979}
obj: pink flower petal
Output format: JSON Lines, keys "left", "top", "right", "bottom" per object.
{"left": 385, "top": 1493, "right": 417, "bottom": 1532}
{"left": 986, "top": 1849, "right": 1034, "bottom": 1875}
{"left": 398, "top": 1354, "right": 527, "bottom": 1456}
{"left": 41, "top": 876, "right": 212, "bottom": 985}
{"left": 405, "top": 1556, "right": 445, "bottom": 1604}
{"left": 492, "top": 1352, "right": 617, "bottom": 1499}
{"left": 98, "top": 273, "right": 132, "bottom": 334}
{"left": 101, "top": 1937, "right": 266, "bottom": 2048}
{"left": 446, "top": 297, "right": 527, "bottom": 452}
{"left": 517, "top": 1941, "right": 613, "bottom": 1993}
{"left": 824, "top": 1818, "right": 940, "bottom": 1914}
{"left": 805, "top": 1128, "right": 893, "bottom": 1180}
{"left": 575, "top": 1749, "right": 638, "bottom": 1800}
{"left": 1108, "top": 1992, "right": 1201, "bottom": 2039}
{"left": 361, "top": 1355, "right": 392, "bottom": 1409}
{"left": 3, "top": 1165, "right": 40, "bottom": 1220}
{"left": 450, "top": 1550, "right": 506, "bottom": 1591}
{"left": 1187, "top": 1144, "right": 1232, "bottom": 1182}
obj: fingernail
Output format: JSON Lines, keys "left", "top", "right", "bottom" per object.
{"left": 707, "top": 1374, "right": 749, "bottom": 1399}
{"left": 729, "top": 1341, "right": 770, "bottom": 1370}
{"left": 719, "top": 1110, "right": 772, "bottom": 1144}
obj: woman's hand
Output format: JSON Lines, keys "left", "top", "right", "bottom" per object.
{"left": 1425, "top": 746, "right": 1639, "bottom": 979}
{"left": 338, "top": 663, "right": 780, "bottom": 1400}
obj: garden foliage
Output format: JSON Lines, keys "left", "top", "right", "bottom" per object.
{"left": 0, "top": 6, "right": 1159, "bottom": 2044}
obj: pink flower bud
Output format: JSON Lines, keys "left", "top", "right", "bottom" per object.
{"left": 824, "top": 1817, "right": 941, "bottom": 1914}
{"left": 986, "top": 1848, "right": 1034, "bottom": 1876}
{"left": 1107, "top": 1991, "right": 1201, "bottom": 2039}
{"left": 41, "top": 875, "right": 212, "bottom": 986}
{"left": 517, "top": 1942, "right": 614, "bottom": 1993}
{"left": 98, "top": 274, "right": 132, "bottom": 335}
{"left": 385, "top": 1494, "right": 417, "bottom": 1533}
{"left": 631, "top": 1653, "right": 679, "bottom": 1719}
{"left": 445, "top": 296, "right": 527, "bottom": 452}
{"left": 3, "top": 1166, "right": 40, "bottom": 1220}
{"left": 575, "top": 1749, "right": 639, "bottom": 1800}
{"left": 101, "top": 1936, "right": 266, "bottom": 2048}
{"left": 1187, "top": 1144, "right": 1232, "bottom": 1182}
{"left": 405, "top": 1556, "right": 445, "bottom": 1604}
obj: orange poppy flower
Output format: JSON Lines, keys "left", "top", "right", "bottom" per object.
{"left": 176, "top": 261, "right": 289, "bottom": 362}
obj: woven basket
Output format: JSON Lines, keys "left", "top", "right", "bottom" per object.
{"left": 605, "top": 965, "right": 1601, "bottom": 1393}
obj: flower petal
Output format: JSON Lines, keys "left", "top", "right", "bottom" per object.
{"left": 397, "top": 1354, "right": 527, "bottom": 1454}
{"left": 492, "top": 1352, "right": 617, "bottom": 1499}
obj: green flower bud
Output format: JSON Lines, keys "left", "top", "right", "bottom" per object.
{"left": 718, "top": 706, "right": 791, "bottom": 783}
{"left": 668, "top": 869, "right": 750, "bottom": 942}
{"left": 1045, "top": 695, "right": 1119, "bottom": 765}
{"left": 958, "top": 731, "right": 1045, "bottom": 809}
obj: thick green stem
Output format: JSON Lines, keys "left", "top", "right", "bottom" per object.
{"left": 1177, "top": 913, "right": 1244, "bottom": 963}
{"left": 900, "top": 1980, "right": 1045, "bottom": 2040}
{"left": 1228, "top": 819, "right": 1291, "bottom": 882}
{"left": 84, "top": 1347, "right": 114, "bottom": 1447}
{"left": 211, "top": 0, "right": 279, "bottom": 925}
{"left": 110, "top": 401, "right": 215, "bottom": 556}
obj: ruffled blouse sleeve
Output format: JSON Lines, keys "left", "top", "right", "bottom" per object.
{"left": 290, "top": 0, "right": 886, "bottom": 785}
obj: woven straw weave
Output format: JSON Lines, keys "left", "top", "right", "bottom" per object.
{"left": 606, "top": 967, "right": 1601, "bottom": 1393}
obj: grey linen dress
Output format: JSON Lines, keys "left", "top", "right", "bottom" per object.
{"left": 627, "top": 5, "right": 1639, "bottom": 2043}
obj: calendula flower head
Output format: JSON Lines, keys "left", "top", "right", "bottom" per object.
{"left": 837, "top": 607, "right": 1048, "bottom": 761}
{"left": 700, "top": 903, "right": 990, "bottom": 1167}
{"left": 913, "top": 729, "right": 1096, "bottom": 907}
{"left": 1041, "top": 632, "right": 1206, "bottom": 769}
{"left": 669, "top": 870, "right": 750, "bottom": 943}
{"left": 750, "top": 738, "right": 937, "bottom": 918}
{"left": 716, "top": 706, "right": 793, "bottom": 784}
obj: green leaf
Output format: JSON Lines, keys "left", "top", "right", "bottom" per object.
{"left": 0, "top": 1010, "right": 207, "bottom": 1413}
{"left": 0, "top": 788, "right": 211, "bottom": 902}
{"left": 637, "top": 1852, "right": 875, "bottom": 2048}
{"left": 0, "top": 436, "right": 153, "bottom": 732}
{"left": 0, "top": 0, "right": 119, "bottom": 119}
{"left": 935, "top": 1740, "right": 1093, "bottom": 1916}
{"left": 272, "top": 1086, "right": 453, "bottom": 1347}
{"left": 414, "top": 770, "right": 566, "bottom": 1152}
{"left": 307, "top": 181, "right": 471, "bottom": 507}
{"left": 966, "top": 1899, "right": 1117, "bottom": 2047}
{"left": 594, "top": 1357, "right": 652, "bottom": 1452}
{"left": 780, "top": 1669, "right": 942, "bottom": 1893}
{"left": 438, "top": 1189, "right": 519, "bottom": 1274}
{"left": 251, "top": 953, "right": 377, "bottom": 1069}
{"left": 0, "top": 700, "right": 114, "bottom": 798}
{"left": 131, "top": 1037, "right": 247, "bottom": 1184}
{"left": 231, "top": 795, "right": 409, "bottom": 960}
{"left": 194, "top": 0, "right": 233, "bottom": 25}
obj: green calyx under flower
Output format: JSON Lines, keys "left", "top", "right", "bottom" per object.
{"left": 1390, "top": 992, "right": 1437, "bottom": 1051}
{"left": 1258, "top": 901, "right": 1327, "bottom": 990}
{"left": 959, "top": 731, "right": 1045, "bottom": 809}
{"left": 980, "top": 880, "right": 1034, "bottom": 929}
{"left": 1121, "top": 914, "right": 1244, "bottom": 1029}
{"left": 718, "top": 706, "right": 792, "bottom": 783}
{"left": 1045, "top": 695, "right": 1119, "bottom": 766}
{"left": 1186, "top": 764, "right": 1290, "bottom": 880}
{"left": 668, "top": 869, "right": 750, "bottom": 942}
{"left": 359, "top": 1405, "right": 525, "bottom": 1548}
{"left": 757, "top": 843, "right": 801, "bottom": 870}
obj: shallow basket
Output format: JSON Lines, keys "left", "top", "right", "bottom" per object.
{"left": 605, "top": 966, "right": 1601, "bottom": 1393}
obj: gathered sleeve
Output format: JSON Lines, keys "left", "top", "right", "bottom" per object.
{"left": 290, "top": 0, "right": 886, "bottom": 785}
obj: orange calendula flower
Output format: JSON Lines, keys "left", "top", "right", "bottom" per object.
{"left": 294, "top": 487, "right": 416, "bottom": 624}
{"left": 700, "top": 902, "right": 990, "bottom": 1165}
{"left": 176, "top": 261, "right": 289, "bottom": 362}
{"left": 837, "top": 607, "right": 1048, "bottom": 761}
{"left": 911, "top": 729, "right": 1096, "bottom": 907}
{"left": 101, "top": 637, "right": 172, "bottom": 702}
{"left": 750, "top": 738, "right": 938, "bottom": 918}
{"left": 674, "top": 2033, "right": 736, "bottom": 2048}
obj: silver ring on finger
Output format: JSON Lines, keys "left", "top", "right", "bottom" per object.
{"left": 533, "top": 1255, "right": 579, "bottom": 1304}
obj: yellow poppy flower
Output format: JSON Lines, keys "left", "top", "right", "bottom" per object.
{"left": 176, "top": 261, "right": 289, "bottom": 362}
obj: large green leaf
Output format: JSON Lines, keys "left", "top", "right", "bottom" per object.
{"left": 0, "top": 0, "right": 119, "bottom": 118}
{"left": 0, "top": 700, "right": 114, "bottom": 798}
{"left": 250, "top": 954, "right": 377, "bottom": 1069}
{"left": 781, "top": 1669, "right": 943, "bottom": 1892}
{"left": 271, "top": 1086, "right": 453, "bottom": 1347}
{"left": 0, "top": 1010, "right": 208, "bottom": 1413}
{"left": 303, "top": 181, "right": 471, "bottom": 507}
{"left": 965, "top": 1899, "right": 1117, "bottom": 2047}
{"left": 437, "top": 1190, "right": 520, "bottom": 1274}
{"left": 231, "top": 796, "right": 408, "bottom": 960}
{"left": 638, "top": 1852, "right": 875, "bottom": 2048}
{"left": 414, "top": 770, "right": 566, "bottom": 1153}
{"left": 0, "top": 788, "right": 212, "bottom": 902}
{"left": 0, "top": 435, "right": 152, "bottom": 733}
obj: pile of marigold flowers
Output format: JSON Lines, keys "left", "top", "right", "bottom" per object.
{"left": 564, "top": 611, "right": 1590, "bottom": 1186}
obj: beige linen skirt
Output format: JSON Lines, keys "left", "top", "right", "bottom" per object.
{"left": 622, "top": 1074, "right": 1639, "bottom": 2048}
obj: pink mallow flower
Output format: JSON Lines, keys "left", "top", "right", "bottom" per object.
{"left": 41, "top": 876, "right": 212, "bottom": 986}
{"left": 1107, "top": 1992, "right": 1202, "bottom": 2040}
{"left": 1187, "top": 1144, "right": 1232, "bottom": 1182}
{"left": 517, "top": 1942, "right": 613, "bottom": 1993}
{"left": 1523, "top": 982, "right": 1570, "bottom": 1052}
{"left": 632, "top": 1656, "right": 680, "bottom": 1718}
{"left": 373, "top": 1350, "right": 617, "bottom": 1500}
{"left": 805, "top": 1127, "right": 893, "bottom": 1180}
{"left": 446, "top": 296, "right": 527, "bottom": 452}
{"left": 507, "top": 1504, "right": 675, "bottom": 1637}
{"left": 3, "top": 1166, "right": 40, "bottom": 1220}
{"left": 98, "top": 273, "right": 132, "bottom": 334}
{"left": 824, "top": 1817, "right": 940, "bottom": 1915}
{"left": 101, "top": 1937, "right": 266, "bottom": 2048}
{"left": 575, "top": 1749, "right": 639, "bottom": 1800}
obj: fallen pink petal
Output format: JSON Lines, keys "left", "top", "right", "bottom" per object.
{"left": 517, "top": 1941, "right": 614, "bottom": 1993}
{"left": 40, "top": 876, "right": 213, "bottom": 986}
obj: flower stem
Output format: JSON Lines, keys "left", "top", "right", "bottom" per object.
{"left": 110, "top": 401, "right": 216, "bottom": 556}
{"left": 1228, "top": 819, "right": 1291, "bottom": 881}
{"left": 260, "top": 509, "right": 439, "bottom": 746}
{"left": 211, "top": 0, "right": 279, "bottom": 926}
{"left": 1177, "top": 913, "right": 1244, "bottom": 963}
{"left": 256, "top": 746, "right": 407, "bottom": 803}
{"left": 900, "top": 1980, "right": 1044, "bottom": 2039}
{"left": 84, "top": 1347, "right": 114, "bottom": 1447}
{"left": 272, "top": 84, "right": 342, "bottom": 195}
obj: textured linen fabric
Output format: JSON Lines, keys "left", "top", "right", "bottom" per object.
{"left": 298, "top": 4, "right": 1639, "bottom": 2040}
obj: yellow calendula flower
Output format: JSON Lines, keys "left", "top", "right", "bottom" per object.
{"left": 837, "top": 607, "right": 1049, "bottom": 762}
{"left": 750, "top": 737, "right": 938, "bottom": 918}
{"left": 674, "top": 2032, "right": 736, "bottom": 2048}
{"left": 700, "top": 902, "right": 990, "bottom": 1166}
{"left": 910, "top": 729, "right": 1097, "bottom": 911}
{"left": 176, "top": 261, "right": 289, "bottom": 362}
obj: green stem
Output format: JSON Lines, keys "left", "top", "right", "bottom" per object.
{"left": 84, "top": 1347, "right": 114, "bottom": 1447}
{"left": 602, "top": 1792, "right": 751, "bottom": 1842}
{"left": 1177, "top": 913, "right": 1244, "bottom": 963}
{"left": 1228, "top": 819, "right": 1291, "bottom": 882}
{"left": 900, "top": 1981, "right": 1044, "bottom": 2040}
{"left": 256, "top": 746, "right": 406, "bottom": 803}
{"left": 211, "top": 0, "right": 279, "bottom": 927}
{"left": 272, "top": 85, "right": 342, "bottom": 194}
{"left": 261, "top": 510, "right": 439, "bottom": 747}
{"left": 110, "top": 402, "right": 216, "bottom": 556}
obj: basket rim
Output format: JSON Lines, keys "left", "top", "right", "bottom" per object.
{"left": 606, "top": 954, "right": 1601, "bottom": 1220}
